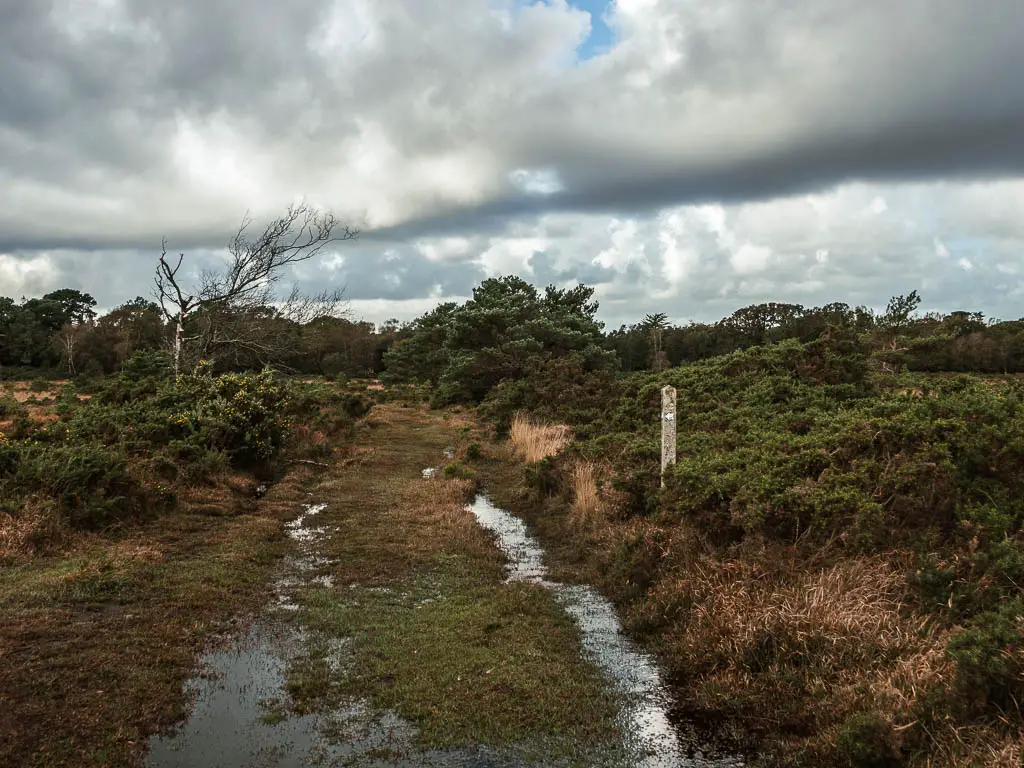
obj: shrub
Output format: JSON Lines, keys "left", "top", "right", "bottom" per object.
{"left": 946, "top": 598, "right": 1024, "bottom": 711}
{"left": 442, "top": 461, "right": 475, "bottom": 480}
{"left": 0, "top": 443, "right": 151, "bottom": 529}
{"left": 835, "top": 712, "right": 901, "bottom": 768}
{"left": 320, "top": 352, "right": 350, "bottom": 378}
{"left": 0, "top": 397, "right": 21, "bottom": 419}
{"left": 171, "top": 368, "right": 294, "bottom": 466}
{"left": 522, "top": 456, "right": 560, "bottom": 496}
{"left": 121, "top": 349, "right": 173, "bottom": 379}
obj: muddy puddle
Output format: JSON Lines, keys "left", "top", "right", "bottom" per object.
{"left": 467, "top": 494, "right": 743, "bottom": 768}
{"left": 147, "top": 501, "right": 345, "bottom": 766}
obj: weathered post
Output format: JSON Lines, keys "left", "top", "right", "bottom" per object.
{"left": 661, "top": 385, "right": 677, "bottom": 487}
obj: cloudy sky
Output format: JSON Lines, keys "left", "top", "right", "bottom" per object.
{"left": 3, "top": 0, "right": 1024, "bottom": 327}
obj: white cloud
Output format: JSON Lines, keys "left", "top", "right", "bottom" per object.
{"left": 0, "top": 253, "right": 60, "bottom": 296}
{"left": 478, "top": 236, "right": 547, "bottom": 276}
{"left": 415, "top": 237, "right": 474, "bottom": 262}
{"left": 346, "top": 295, "right": 470, "bottom": 325}
{"left": 593, "top": 219, "right": 647, "bottom": 273}
{"left": 730, "top": 243, "right": 773, "bottom": 275}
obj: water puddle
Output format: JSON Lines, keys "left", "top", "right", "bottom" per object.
{"left": 146, "top": 624, "right": 333, "bottom": 767}
{"left": 148, "top": 500, "right": 556, "bottom": 767}
{"left": 147, "top": 502, "right": 341, "bottom": 765}
{"left": 467, "top": 494, "right": 743, "bottom": 768}
{"left": 150, "top": 481, "right": 741, "bottom": 766}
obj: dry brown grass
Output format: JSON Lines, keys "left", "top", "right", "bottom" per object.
{"left": 613, "top": 532, "right": 1021, "bottom": 766}
{"left": 484, "top": 436, "right": 1021, "bottom": 766}
{"left": 0, "top": 497, "right": 62, "bottom": 562}
{"left": 508, "top": 412, "right": 571, "bottom": 463}
{"left": 568, "top": 461, "right": 607, "bottom": 529}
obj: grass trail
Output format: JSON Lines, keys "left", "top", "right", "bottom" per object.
{"left": 285, "top": 404, "right": 622, "bottom": 760}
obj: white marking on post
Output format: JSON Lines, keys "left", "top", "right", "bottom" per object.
{"left": 661, "top": 385, "right": 677, "bottom": 487}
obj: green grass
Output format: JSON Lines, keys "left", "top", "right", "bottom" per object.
{"left": 292, "top": 570, "right": 618, "bottom": 749}
{"left": 280, "top": 405, "right": 622, "bottom": 760}
{"left": 0, "top": 511, "right": 290, "bottom": 767}
{"left": 0, "top": 403, "right": 625, "bottom": 766}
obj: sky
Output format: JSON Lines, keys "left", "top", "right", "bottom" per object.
{"left": 2, "top": 0, "right": 1024, "bottom": 328}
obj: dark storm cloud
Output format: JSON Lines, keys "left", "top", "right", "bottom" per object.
{"left": 1, "top": 0, "right": 1023, "bottom": 251}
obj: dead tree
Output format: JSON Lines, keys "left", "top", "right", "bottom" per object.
{"left": 155, "top": 203, "right": 357, "bottom": 377}
{"left": 193, "top": 286, "right": 349, "bottom": 371}
{"left": 54, "top": 322, "right": 89, "bottom": 375}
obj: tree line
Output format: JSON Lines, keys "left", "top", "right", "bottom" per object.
{"left": 606, "top": 293, "right": 1024, "bottom": 374}
{"left": 0, "top": 288, "right": 394, "bottom": 379}
{"left": 1, "top": 205, "right": 394, "bottom": 380}
{"left": 6, "top": 254, "right": 1024, "bottom": 385}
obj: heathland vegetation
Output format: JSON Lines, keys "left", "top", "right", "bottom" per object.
{"left": 383, "top": 279, "right": 1023, "bottom": 767}
{"left": 2, "top": 259, "right": 1023, "bottom": 766}
{"left": 0, "top": 209, "right": 384, "bottom": 765}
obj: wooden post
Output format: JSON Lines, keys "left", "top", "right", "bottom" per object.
{"left": 661, "top": 385, "right": 676, "bottom": 487}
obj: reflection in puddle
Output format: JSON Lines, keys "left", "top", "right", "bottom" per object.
{"left": 467, "top": 494, "right": 743, "bottom": 768}
{"left": 147, "top": 625, "right": 330, "bottom": 767}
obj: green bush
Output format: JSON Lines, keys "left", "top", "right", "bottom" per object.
{"left": 835, "top": 711, "right": 901, "bottom": 768}
{"left": 339, "top": 392, "right": 373, "bottom": 420}
{"left": 320, "top": 352, "right": 350, "bottom": 378}
{"left": 0, "top": 443, "right": 152, "bottom": 529}
{"left": 946, "top": 598, "right": 1024, "bottom": 711}
{"left": 443, "top": 461, "right": 475, "bottom": 480}
{"left": 0, "top": 395, "right": 25, "bottom": 419}
{"left": 121, "top": 349, "right": 173, "bottom": 379}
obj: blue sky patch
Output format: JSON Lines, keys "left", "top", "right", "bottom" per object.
{"left": 567, "top": 0, "right": 616, "bottom": 59}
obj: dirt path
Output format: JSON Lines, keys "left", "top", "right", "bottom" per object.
{"left": 140, "top": 405, "right": 741, "bottom": 765}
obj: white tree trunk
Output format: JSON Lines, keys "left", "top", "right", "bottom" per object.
{"left": 173, "top": 311, "right": 186, "bottom": 378}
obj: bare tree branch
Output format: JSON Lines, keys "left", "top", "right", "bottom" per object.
{"left": 154, "top": 204, "right": 357, "bottom": 377}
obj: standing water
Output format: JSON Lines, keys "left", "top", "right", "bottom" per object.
{"left": 148, "top": 486, "right": 742, "bottom": 767}
{"left": 467, "top": 494, "right": 743, "bottom": 768}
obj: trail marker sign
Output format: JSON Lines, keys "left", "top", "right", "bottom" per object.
{"left": 661, "top": 385, "right": 677, "bottom": 487}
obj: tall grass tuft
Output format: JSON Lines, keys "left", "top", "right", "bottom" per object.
{"left": 569, "top": 461, "right": 604, "bottom": 528}
{"left": 508, "top": 412, "right": 571, "bottom": 463}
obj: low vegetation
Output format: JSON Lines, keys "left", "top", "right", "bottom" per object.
{"left": 6, "top": 267, "right": 1024, "bottom": 766}
{"left": 0, "top": 351, "right": 372, "bottom": 556}
{"left": 0, "top": 348, "right": 376, "bottom": 765}
{"left": 492, "top": 340, "right": 1024, "bottom": 767}
{"left": 508, "top": 412, "right": 572, "bottom": 463}
{"left": 385, "top": 279, "right": 1023, "bottom": 767}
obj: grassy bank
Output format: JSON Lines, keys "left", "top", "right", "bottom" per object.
{"left": 474, "top": 340, "right": 1024, "bottom": 767}
{"left": 281, "top": 404, "right": 622, "bottom": 761}
{"left": 0, "top": 480, "right": 307, "bottom": 766}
